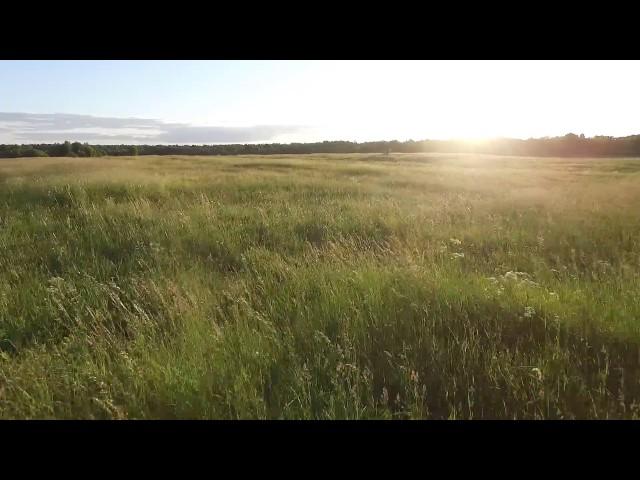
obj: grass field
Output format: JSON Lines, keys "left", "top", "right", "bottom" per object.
{"left": 1, "top": 153, "right": 640, "bottom": 419}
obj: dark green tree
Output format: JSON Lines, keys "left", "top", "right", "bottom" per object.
{"left": 61, "top": 141, "right": 73, "bottom": 156}
{"left": 20, "top": 147, "right": 48, "bottom": 157}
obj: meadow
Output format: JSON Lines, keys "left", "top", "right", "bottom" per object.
{"left": 1, "top": 153, "right": 639, "bottom": 419}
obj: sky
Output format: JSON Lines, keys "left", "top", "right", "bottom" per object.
{"left": 1, "top": 60, "right": 640, "bottom": 145}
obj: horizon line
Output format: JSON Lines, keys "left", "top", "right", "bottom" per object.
{"left": 1, "top": 133, "right": 636, "bottom": 147}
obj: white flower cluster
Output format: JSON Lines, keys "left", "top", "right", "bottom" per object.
{"left": 487, "top": 271, "right": 540, "bottom": 288}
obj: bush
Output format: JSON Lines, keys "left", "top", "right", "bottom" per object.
{"left": 20, "top": 148, "right": 49, "bottom": 157}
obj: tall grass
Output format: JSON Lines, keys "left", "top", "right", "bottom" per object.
{"left": 1, "top": 153, "right": 639, "bottom": 419}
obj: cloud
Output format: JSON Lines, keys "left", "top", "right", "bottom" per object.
{"left": 0, "top": 112, "right": 305, "bottom": 144}
{"left": 155, "top": 125, "right": 306, "bottom": 144}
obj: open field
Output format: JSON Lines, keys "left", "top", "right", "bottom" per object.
{"left": 1, "top": 153, "right": 640, "bottom": 419}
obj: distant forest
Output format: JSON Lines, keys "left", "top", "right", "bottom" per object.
{"left": 2, "top": 134, "right": 640, "bottom": 158}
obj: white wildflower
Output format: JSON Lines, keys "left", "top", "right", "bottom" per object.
{"left": 524, "top": 306, "right": 535, "bottom": 318}
{"left": 503, "top": 271, "right": 518, "bottom": 281}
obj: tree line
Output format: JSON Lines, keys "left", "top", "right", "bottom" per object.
{"left": 2, "top": 134, "right": 640, "bottom": 158}
{"left": 0, "top": 141, "right": 137, "bottom": 158}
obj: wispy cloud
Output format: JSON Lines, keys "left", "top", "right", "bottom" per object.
{"left": 0, "top": 112, "right": 306, "bottom": 144}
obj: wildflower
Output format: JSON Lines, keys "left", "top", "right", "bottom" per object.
{"left": 531, "top": 367, "right": 543, "bottom": 381}
{"left": 410, "top": 370, "right": 419, "bottom": 383}
{"left": 524, "top": 306, "right": 535, "bottom": 318}
{"left": 502, "top": 271, "right": 538, "bottom": 288}
{"left": 503, "top": 271, "right": 518, "bottom": 281}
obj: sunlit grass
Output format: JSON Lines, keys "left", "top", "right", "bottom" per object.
{"left": 1, "top": 153, "right": 639, "bottom": 419}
